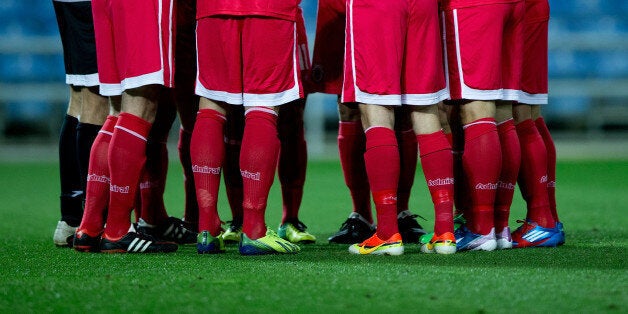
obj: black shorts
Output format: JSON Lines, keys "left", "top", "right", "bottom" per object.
{"left": 53, "top": 0, "right": 99, "bottom": 86}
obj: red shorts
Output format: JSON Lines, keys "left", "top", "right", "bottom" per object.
{"left": 92, "top": 0, "right": 175, "bottom": 96}
{"left": 520, "top": 0, "right": 549, "bottom": 104}
{"left": 443, "top": 1, "right": 524, "bottom": 101}
{"left": 311, "top": 0, "right": 346, "bottom": 95}
{"left": 195, "top": 16, "right": 303, "bottom": 106}
{"left": 342, "top": 0, "right": 448, "bottom": 105}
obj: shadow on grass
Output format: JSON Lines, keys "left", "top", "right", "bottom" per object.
{"left": 36, "top": 229, "right": 625, "bottom": 275}
{"left": 165, "top": 229, "right": 627, "bottom": 271}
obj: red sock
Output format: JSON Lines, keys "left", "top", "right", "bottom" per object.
{"left": 516, "top": 119, "right": 554, "bottom": 228}
{"left": 79, "top": 115, "right": 117, "bottom": 236}
{"left": 494, "top": 120, "right": 521, "bottom": 233}
{"left": 139, "top": 137, "right": 170, "bottom": 226}
{"left": 535, "top": 117, "right": 558, "bottom": 222}
{"left": 224, "top": 107, "right": 245, "bottom": 224}
{"left": 338, "top": 121, "right": 372, "bottom": 223}
{"left": 240, "top": 109, "right": 280, "bottom": 239}
{"left": 178, "top": 128, "right": 199, "bottom": 227}
{"left": 417, "top": 130, "right": 454, "bottom": 235}
{"left": 278, "top": 109, "right": 307, "bottom": 223}
{"left": 190, "top": 109, "right": 226, "bottom": 236}
{"left": 364, "top": 127, "right": 399, "bottom": 240}
{"left": 463, "top": 118, "right": 501, "bottom": 235}
{"left": 104, "top": 113, "right": 152, "bottom": 240}
{"left": 397, "top": 129, "right": 417, "bottom": 213}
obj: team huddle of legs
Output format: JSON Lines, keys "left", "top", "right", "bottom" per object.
{"left": 52, "top": 0, "right": 563, "bottom": 255}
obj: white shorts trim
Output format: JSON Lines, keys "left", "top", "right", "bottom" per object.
{"left": 100, "top": 83, "right": 122, "bottom": 96}
{"left": 355, "top": 91, "right": 402, "bottom": 106}
{"left": 402, "top": 88, "right": 450, "bottom": 106}
{"left": 503, "top": 89, "right": 520, "bottom": 101}
{"left": 195, "top": 80, "right": 300, "bottom": 107}
{"left": 243, "top": 86, "right": 300, "bottom": 107}
{"left": 518, "top": 92, "right": 548, "bottom": 105}
{"left": 66, "top": 73, "right": 100, "bottom": 87}
{"left": 100, "top": 70, "right": 165, "bottom": 96}
{"left": 195, "top": 84, "right": 244, "bottom": 105}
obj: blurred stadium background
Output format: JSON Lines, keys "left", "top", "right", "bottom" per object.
{"left": 0, "top": 0, "right": 627, "bottom": 160}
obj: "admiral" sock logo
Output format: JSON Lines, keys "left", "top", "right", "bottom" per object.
{"left": 110, "top": 184, "right": 130, "bottom": 194}
{"left": 240, "top": 170, "right": 260, "bottom": 181}
{"left": 475, "top": 182, "right": 498, "bottom": 190}
{"left": 192, "top": 165, "right": 221, "bottom": 175}
{"left": 87, "top": 174, "right": 110, "bottom": 183}
{"left": 497, "top": 181, "right": 516, "bottom": 190}
{"left": 427, "top": 177, "right": 455, "bottom": 186}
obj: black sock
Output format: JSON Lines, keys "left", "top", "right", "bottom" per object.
{"left": 59, "top": 115, "right": 82, "bottom": 227}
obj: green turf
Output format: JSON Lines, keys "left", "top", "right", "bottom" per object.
{"left": 0, "top": 160, "right": 626, "bottom": 313}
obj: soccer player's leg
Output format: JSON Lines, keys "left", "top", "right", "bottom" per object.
{"left": 52, "top": 0, "right": 102, "bottom": 247}
{"left": 511, "top": 104, "right": 560, "bottom": 248}
{"left": 444, "top": 103, "right": 469, "bottom": 230}
{"left": 348, "top": 105, "right": 403, "bottom": 256}
{"left": 343, "top": 0, "right": 406, "bottom": 255}
{"left": 91, "top": 0, "right": 179, "bottom": 253}
{"left": 442, "top": 3, "right": 522, "bottom": 252}
{"left": 55, "top": 87, "right": 83, "bottom": 247}
{"left": 516, "top": 0, "right": 562, "bottom": 246}
{"left": 76, "top": 86, "right": 108, "bottom": 194}
{"left": 311, "top": 0, "right": 373, "bottom": 244}
{"left": 221, "top": 106, "right": 245, "bottom": 243}
{"left": 193, "top": 15, "right": 252, "bottom": 253}
{"left": 138, "top": 99, "right": 173, "bottom": 229}
{"left": 404, "top": 0, "right": 454, "bottom": 252}
{"left": 238, "top": 107, "right": 299, "bottom": 255}
{"left": 101, "top": 86, "right": 178, "bottom": 253}
{"left": 177, "top": 126, "right": 199, "bottom": 232}
{"left": 533, "top": 107, "right": 563, "bottom": 245}
{"left": 410, "top": 104, "right": 456, "bottom": 255}
{"left": 277, "top": 99, "right": 316, "bottom": 244}
{"left": 493, "top": 102, "right": 521, "bottom": 250}
{"left": 190, "top": 98, "right": 229, "bottom": 254}
{"left": 74, "top": 93, "right": 107, "bottom": 247}
{"left": 395, "top": 109, "right": 426, "bottom": 244}
{"left": 74, "top": 113, "right": 117, "bottom": 252}
{"left": 137, "top": 98, "right": 197, "bottom": 245}
{"left": 66, "top": 1, "right": 108, "bottom": 220}
{"left": 455, "top": 101, "right": 500, "bottom": 252}
{"left": 330, "top": 102, "right": 375, "bottom": 244}
{"left": 173, "top": 0, "right": 200, "bottom": 231}
{"left": 235, "top": 16, "right": 302, "bottom": 255}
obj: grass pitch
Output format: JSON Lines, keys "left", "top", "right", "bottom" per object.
{"left": 0, "top": 159, "right": 626, "bottom": 313}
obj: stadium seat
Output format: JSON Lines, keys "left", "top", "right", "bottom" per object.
{"left": 545, "top": 96, "right": 590, "bottom": 118}
{"left": 596, "top": 51, "right": 628, "bottom": 78}
{"left": 0, "top": 54, "right": 64, "bottom": 82}
{"left": 548, "top": 51, "right": 592, "bottom": 78}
